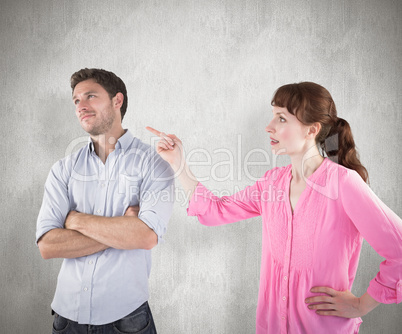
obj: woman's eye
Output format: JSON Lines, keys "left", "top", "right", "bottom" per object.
{"left": 279, "top": 117, "right": 285, "bottom": 122}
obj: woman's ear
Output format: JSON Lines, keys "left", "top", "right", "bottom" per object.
{"left": 307, "top": 122, "right": 321, "bottom": 139}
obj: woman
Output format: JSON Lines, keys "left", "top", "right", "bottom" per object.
{"left": 146, "top": 82, "right": 402, "bottom": 333}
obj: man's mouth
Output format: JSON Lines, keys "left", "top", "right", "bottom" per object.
{"left": 81, "top": 114, "right": 95, "bottom": 121}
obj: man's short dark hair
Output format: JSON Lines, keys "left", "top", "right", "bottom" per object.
{"left": 71, "top": 68, "right": 128, "bottom": 121}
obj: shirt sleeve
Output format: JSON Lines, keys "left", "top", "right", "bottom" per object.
{"left": 36, "top": 160, "right": 71, "bottom": 244}
{"left": 340, "top": 169, "right": 402, "bottom": 304}
{"left": 186, "top": 170, "right": 272, "bottom": 226}
{"left": 137, "top": 149, "right": 175, "bottom": 244}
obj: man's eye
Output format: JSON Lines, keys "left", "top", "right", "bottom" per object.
{"left": 279, "top": 117, "right": 286, "bottom": 122}
{"left": 88, "top": 95, "right": 95, "bottom": 99}
{"left": 74, "top": 100, "right": 79, "bottom": 105}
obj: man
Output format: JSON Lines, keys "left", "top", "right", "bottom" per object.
{"left": 36, "top": 68, "right": 174, "bottom": 333}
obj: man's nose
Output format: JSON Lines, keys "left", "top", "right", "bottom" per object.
{"left": 77, "top": 101, "right": 89, "bottom": 113}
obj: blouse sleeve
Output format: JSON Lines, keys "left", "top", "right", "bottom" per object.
{"left": 186, "top": 169, "right": 275, "bottom": 226}
{"left": 340, "top": 169, "right": 402, "bottom": 304}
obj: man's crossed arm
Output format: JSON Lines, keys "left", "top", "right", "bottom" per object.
{"left": 38, "top": 206, "right": 157, "bottom": 259}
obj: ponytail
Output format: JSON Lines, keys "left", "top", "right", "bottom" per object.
{"left": 322, "top": 117, "right": 369, "bottom": 183}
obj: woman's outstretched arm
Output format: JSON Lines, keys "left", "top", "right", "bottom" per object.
{"left": 146, "top": 126, "right": 263, "bottom": 225}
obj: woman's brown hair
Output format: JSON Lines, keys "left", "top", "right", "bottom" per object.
{"left": 271, "top": 82, "right": 369, "bottom": 183}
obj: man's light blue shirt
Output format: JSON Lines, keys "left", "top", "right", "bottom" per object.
{"left": 36, "top": 130, "right": 174, "bottom": 325}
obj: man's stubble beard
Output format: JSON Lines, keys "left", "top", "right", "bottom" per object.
{"left": 87, "top": 103, "right": 116, "bottom": 136}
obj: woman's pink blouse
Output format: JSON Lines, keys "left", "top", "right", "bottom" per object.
{"left": 187, "top": 158, "right": 402, "bottom": 333}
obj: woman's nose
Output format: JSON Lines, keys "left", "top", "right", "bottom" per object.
{"left": 265, "top": 120, "right": 274, "bottom": 133}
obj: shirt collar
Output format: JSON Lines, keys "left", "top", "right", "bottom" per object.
{"left": 117, "top": 129, "right": 135, "bottom": 150}
{"left": 87, "top": 129, "right": 135, "bottom": 153}
{"left": 88, "top": 138, "right": 94, "bottom": 153}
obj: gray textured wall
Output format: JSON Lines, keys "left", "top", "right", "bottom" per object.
{"left": 0, "top": 0, "right": 401, "bottom": 333}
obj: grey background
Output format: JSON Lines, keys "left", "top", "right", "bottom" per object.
{"left": 0, "top": 0, "right": 401, "bottom": 333}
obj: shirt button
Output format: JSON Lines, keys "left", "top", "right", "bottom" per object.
{"left": 282, "top": 296, "right": 286, "bottom": 301}
{"left": 84, "top": 287, "right": 88, "bottom": 291}
{"left": 89, "top": 260, "right": 93, "bottom": 265}
{"left": 101, "top": 183, "right": 105, "bottom": 187}
{"left": 284, "top": 276, "right": 287, "bottom": 280}
{"left": 97, "top": 209, "right": 101, "bottom": 214}
{"left": 282, "top": 316, "right": 285, "bottom": 320}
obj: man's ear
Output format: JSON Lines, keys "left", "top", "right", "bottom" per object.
{"left": 113, "top": 92, "right": 124, "bottom": 110}
{"left": 307, "top": 122, "right": 321, "bottom": 139}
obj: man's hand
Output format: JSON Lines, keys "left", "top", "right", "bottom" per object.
{"left": 305, "top": 287, "right": 379, "bottom": 318}
{"left": 65, "top": 210, "right": 83, "bottom": 230}
{"left": 125, "top": 206, "right": 140, "bottom": 217}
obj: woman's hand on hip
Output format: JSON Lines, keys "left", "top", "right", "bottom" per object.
{"left": 305, "top": 286, "right": 378, "bottom": 318}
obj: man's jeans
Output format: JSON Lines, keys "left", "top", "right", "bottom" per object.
{"left": 52, "top": 301, "right": 157, "bottom": 334}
